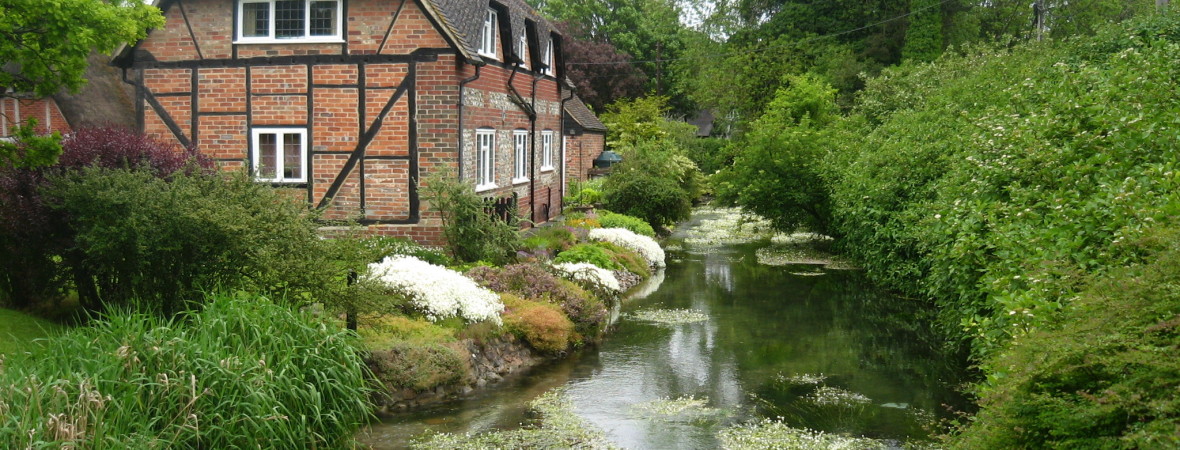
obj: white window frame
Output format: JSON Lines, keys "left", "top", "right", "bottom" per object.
{"left": 541, "top": 39, "right": 554, "bottom": 76}
{"left": 476, "top": 128, "right": 497, "bottom": 191}
{"left": 251, "top": 127, "right": 307, "bottom": 183}
{"left": 479, "top": 9, "right": 498, "bottom": 58}
{"left": 517, "top": 35, "right": 529, "bottom": 68}
{"left": 512, "top": 130, "right": 529, "bottom": 184}
{"left": 540, "top": 130, "right": 554, "bottom": 171}
{"left": 236, "top": 0, "right": 343, "bottom": 44}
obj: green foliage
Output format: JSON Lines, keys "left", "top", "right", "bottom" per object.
{"left": 595, "top": 241, "right": 652, "bottom": 279}
{"left": 522, "top": 226, "right": 579, "bottom": 256}
{"left": 410, "top": 388, "right": 617, "bottom": 449}
{"left": 952, "top": 224, "right": 1180, "bottom": 448}
{"left": 0, "top": 293, "right": 372, "bottom": 448}
{"left": 600, "top": 96, "right": 677, "bottom": 149}
{"left": 714, "top": 74, "right": 839, "bottom": 233}
{"left": 0, "top": 0, "right": 164, "bottom": 98}
{"left": 598, "top": 210, "right": 656, "bottom": 237}
{"left": 902, "top": 0, "right": 944, "bottom": 62}
{"left": 464, "top": 262, "right": 607, "bottom": 341}
{"left": 421, "top": 172, "right": 521, "bottom": 265}
{"left": 553, "top": 243, "right": 622, "bottom": 270}
{"left": 0, "top": 121, "right": 62, "bottom": 170}
{"left": 602, "top": 140, "right": 699, "bottom": 229}
{"left": 42, "top": 169, "right": 341, "bottom": 315}
{"left": 367, "top": 340, "right": 468, "bottom": 393}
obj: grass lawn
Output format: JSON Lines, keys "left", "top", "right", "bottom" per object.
{"left": 0, "top": 308, "right": 61, "bottom": 356}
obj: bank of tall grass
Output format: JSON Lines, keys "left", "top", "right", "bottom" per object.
{"left": 0, "top": 308, "right": 61, "bottom": 356}
{"left": 0, "top": 293, "right": 371, "bottom": 448}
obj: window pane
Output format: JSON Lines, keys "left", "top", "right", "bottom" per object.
{"left": 283, "top": 133, "right": 302, "bottom": 179}
{"left": 310, "top": 1, "right": 337, "bottom": 36}
{"left": 242, "top": 2, "right": 270, "bottom": 37}
{"left": 258, "top": 133, "right": 277, "bottom": 179}
{"left": 275, "top": 0, "right": 305, "bottom": 38}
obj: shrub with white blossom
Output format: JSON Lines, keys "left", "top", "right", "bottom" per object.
{"left": 588, "top": 228, "right": 665, "bottom": 268}
{"left": 366, "top": 256, "right": 503, "bottom": 325}
{"left": 551, "top": 262, "right": 621, "bottom": 294}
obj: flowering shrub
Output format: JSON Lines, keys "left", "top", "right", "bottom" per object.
{"left": 588, "top": 227, "right": 665, "bottom": 268}
{"left": 551, "top": 262, "right": 621, "bottom": 295}
{"left": 501, "top": 293, "right": 576, "bottom": 353}
{"left": 366, "top": 256, "right": 503, "bottom": 325}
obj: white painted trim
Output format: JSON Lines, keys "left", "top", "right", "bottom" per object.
{"left": 250, "top": 127, "right": 308, "bottom": 183}
{"left": 512, "top": 129, "right": 529, "bottom": 182}
{"left": 235, "top": 0, "right": 342, "bottom": 43}
{"left": 540, "top": 130, "right": 554, "bottom": 171}
{"left": 476, "top": 128, "right": 496, "bottom": 189}
{"left": 478, "top": 9, "right": 497, "bottom": 59}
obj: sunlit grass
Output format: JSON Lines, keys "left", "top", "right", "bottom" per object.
{"left": 0, "top": 308, "right": 61, "bottom": 356}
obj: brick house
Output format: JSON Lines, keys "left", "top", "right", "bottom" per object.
{"left": 561, "top": 89, "right": 606, "bottom": 183}
{"left": 113, "top": 0, "right": 602, "bottom": 244}
{"left": 0, "top": 95, "right": 71, "bottom": 140}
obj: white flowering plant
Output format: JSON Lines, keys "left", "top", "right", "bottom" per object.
{"left": 365, "top": 256, "right": 503, "bottom": 325}
{"left": 588, "top": 228, "right": 665, "bottom": 268}
{"left": 551, "top": 262, "right": 621, "bottom": 295}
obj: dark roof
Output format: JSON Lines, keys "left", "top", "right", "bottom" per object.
{"left": 688, "top": 109, "right": 714, "bottom": 137}
{"left": 562, "top": 89, "right": 606, "bottom": 132}
{"left": 54, "top": 53, "right": 137, "bottom": 129}
{"left": 424, "top": 0, "right": 557, "bottom": 66}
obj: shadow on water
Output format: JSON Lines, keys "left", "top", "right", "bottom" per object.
{"left": 358, "top": 211, "right": 973, "bottom": 449}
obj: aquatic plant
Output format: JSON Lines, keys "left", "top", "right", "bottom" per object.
{"left": 629, "top": 308, "right": 708, "bottom": 325}
{"left": 588, "top": 227, "right": 665, "bottom": 268}
{"left": 630, "top": 395, "right": 729, "bottom": 424}
{"left": 682, "top": 207, "right": 779, "bottom": 247}
{"left": 366, "top": 256, "right": 503, "bottom": 325}
{"left": 777, "top": 373, "right": 828, "bottom": 386}
{"left": 411, "top": 388, "right": 618, "bottom": 449}
{"left": 807, "top": 386, "right": 872, "bottom": 407}
{"left": 718, "top": 419, "right": 886, "bottom": 450}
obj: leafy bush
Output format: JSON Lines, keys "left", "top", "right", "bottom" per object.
{"left": 598, "top": 210, "right": 656, "bottom": 237}
{"left": 356, "top": 315, "right": 457, "bottom": 350}
{"left": 421, "top": 173, "right": 520, "bottom": 265}
{"left": 0, "top": 126, "right": 212, "bottom": 310}
{"left": 551, "top": 262, "right": 621, "bottom": 299}
{"left": 360, "top": 235, "right": 451, "bottom": 266}
{"left": 595, "top": 241, "right": 652, "bottom": 279}
{"left": 501, "top": 294, "right": 577, "bottom": 353}
{"left": 466, "top": 264, "right": 606, "bottom": 341}
{"left": 0, "top": 293, "right": 372, "bottom": 448}
{"left": 552, "top": 243, "right": 621, "bottom": 270}
{"left": 602, "top": 142, "right": 696, "bottom": 230}
{"left": 953, "top": 224, "right": 1180, "bottom": 448}
{"left": 40, "top": 169, "right": 338, "bottom": 315}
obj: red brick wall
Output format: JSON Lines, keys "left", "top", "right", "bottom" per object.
{"left": 1, "top": 97, "right": 71, "bottom": 137}
{"left": 131, "top": 0, "right": 565, "bottom": 246}
{"left": 565, "top": 131, "right": 605, "bottom": 184}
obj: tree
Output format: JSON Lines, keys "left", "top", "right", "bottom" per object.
{"left": 0, "top": 0, "right": 163, "bottom": 99}
{"left": 557, "top": 22, "right": 647, "bottom": 112}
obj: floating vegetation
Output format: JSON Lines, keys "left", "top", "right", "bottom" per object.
{"left": 790, "top": 271, "right": 826, "bottom": 277}
{"left": 630, "top": 395, "right": 729, "bottom": 424}
{"left": 770, "top": 232, "right": 834, "bottom": 246}
{"left": 628, "top": 308, "right": 709, "bottom": 325}
{"left": 807, "top": 386, "right": 872, "bottom": 407}
{"left": 683, "top": 207, "right": 778, "bottom": 247}
{"left": 410, "top": 389, "right": 618, "bottom": 449}
{"left": 776, "top": 373, "right": 828, "bottom": 386}
{"left": 718, "top": 419, "right": 887, "bottom": 450}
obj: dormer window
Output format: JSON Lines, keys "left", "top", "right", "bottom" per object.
{"left": 237, "top": 0, "right": 342, "bottom": 43}
{"left": 517, "top": 35, "right": 528, "bottom": 68}
{"left": 479, "top": 9, "right": 498, "bottom": 58}
{"left": 541, "top": 39, "right": 554, "bottom": 76}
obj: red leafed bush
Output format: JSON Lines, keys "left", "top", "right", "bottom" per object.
{"left": 58, "top": 126, "right": 212, "bottom": 175}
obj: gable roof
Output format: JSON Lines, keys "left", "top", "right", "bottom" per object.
{"left": 562, "top": 88, "right": 606, "bottom": 132}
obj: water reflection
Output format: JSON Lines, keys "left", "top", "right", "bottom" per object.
{"left": 359, "top": 211, "right": 971, "bottom": 448}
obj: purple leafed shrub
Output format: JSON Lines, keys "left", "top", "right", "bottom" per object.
{"left": 0, "top": 126, "right": 213, "bottom": 309}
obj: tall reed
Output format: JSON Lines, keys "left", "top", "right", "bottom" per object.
{"left": 0, "top": 293, "right": 372, "bottom": 447}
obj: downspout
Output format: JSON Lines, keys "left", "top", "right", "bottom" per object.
{"left": 529, "top": 70, "right": 542, "bottom": 225}
{"left": 559, "top": 85, "right": 574, "bottom": 205}
{"left": 457, "top": 65, "right": 481, "bottom": 181}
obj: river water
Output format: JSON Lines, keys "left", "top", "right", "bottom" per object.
{"left": 359, "top": 209, "right": 972, "bottom": 448}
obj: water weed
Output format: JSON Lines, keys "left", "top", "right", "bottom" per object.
{"left": 410, "top": 388, "right": 618, "bottom": 449}
{"left": 628, "top": 308, "right": 709, "bottom": 325}
{"left": 719, "top": 419, "right": 886, "bottom": 450}
{"left": 630, "top": 395, "right": 730, "bottom": 424}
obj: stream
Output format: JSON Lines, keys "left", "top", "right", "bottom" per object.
{"left": 358, "top": 208, "right": 972, "bottom": 448}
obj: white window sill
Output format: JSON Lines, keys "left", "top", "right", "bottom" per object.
{"left": 478, "top": 51, "right": 498, "bottom": 60}
{"left": 512, "top": 177, "right": 529, "bottom": 185}
{"left": 255, "top": 178, "right": 307, "bottom": 184}
{"left": 540, "top": 165, "right": 554, "bottom": 172}
{"left": 475, "top": 183, "right": 498, "bottom": 193}
{"left": 234, "top": 37, "right": 345, "bottom": 45}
